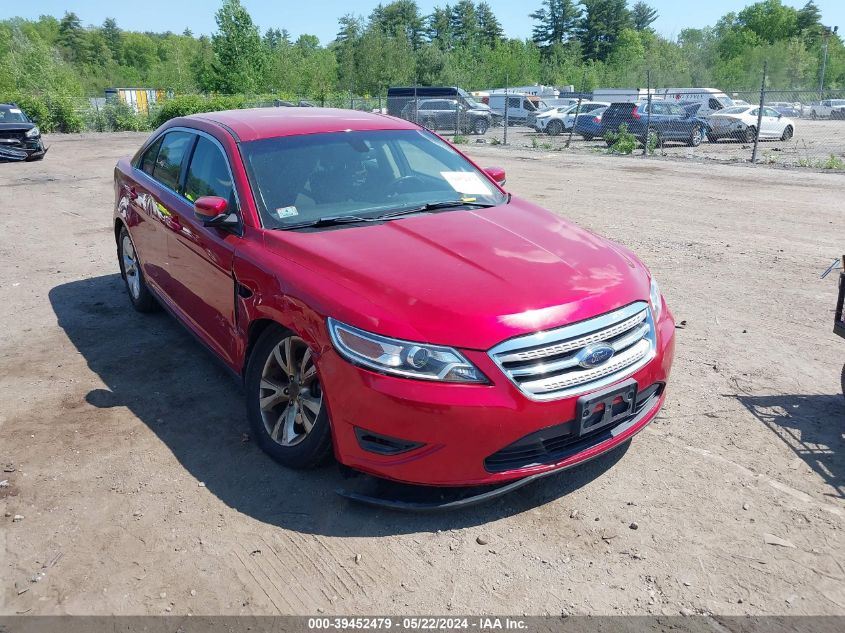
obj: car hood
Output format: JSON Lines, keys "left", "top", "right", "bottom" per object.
{"left": 0, "top": 122, "right": 35, "bottom": 132}
{"left": 262, "top": 198, "right": 650, "bottom": 350}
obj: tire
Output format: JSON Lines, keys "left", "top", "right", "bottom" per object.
{"left": 811, "top": 110, "right": 818, "bottom": 120}
{"left": 117, "top": 226, "right": 158, "bottom": 313}
{"left": 841, "top": 363, "right": 845, "bottom": 402}
{"left": 743, "top": 126, "right": 757, "bottom": 143}
{"left": 546, "top": 120, "right": 563, "bottom": 136}
{"left": 472, "top": 118, "right": 489, "bottom": 135}
{"left": 780, "top": 125, "right": 793, "bottom": 141}
{"left": 245, "top": 325, "right": 332, "bottom": 469}
{"left": 421, "top": 117, "right": 436, "bottom": 130}
{"left": 688, "top": 124, "right": 702, "bottom": 147}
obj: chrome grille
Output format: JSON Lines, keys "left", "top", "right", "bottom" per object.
{"left": 489, "top": 302, "right": 656, "bottom": 401}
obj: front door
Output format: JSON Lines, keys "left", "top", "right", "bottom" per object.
{"left": 162, "top": 133, "right": 241, "bottom": 367}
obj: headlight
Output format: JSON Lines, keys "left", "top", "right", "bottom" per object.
{"left": 25, "top": 126, "right": 40, "bottom": 138}
{"left": 649, "top": 277, "right": 662, "bottom": 320}
{"left": 328, "top": 318, "right": 487, "bottom": 383}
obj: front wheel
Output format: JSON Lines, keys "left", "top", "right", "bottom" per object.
{"left": 117, "top": 226, "right": 158, "bottom": 313}
{"left": 546, "top": 120, "right": 563, "bottom": 136}
{"left": 781, "top": 125, "right": 793, "bottom": 141}
{"left": 245, "top": 326, "right": 332, "bottom": 469}
{"left": 472, "top": 118, "right": 489, "bottom": 135}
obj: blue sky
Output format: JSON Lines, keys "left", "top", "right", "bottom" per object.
{"left": 5, "top": 1, "right": 844, "bottom": 44}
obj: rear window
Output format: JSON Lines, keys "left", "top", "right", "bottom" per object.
{"left": 139, "top": 136, "right": 164, "bottom": 176}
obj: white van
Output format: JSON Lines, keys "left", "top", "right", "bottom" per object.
{"left": 657, "top": 88, "right": 734, "bottom": 117}
{"left": 486, "top": 93, "right": 546, "bottom": 125}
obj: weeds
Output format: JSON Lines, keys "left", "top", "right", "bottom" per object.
{"left": 604, "top": 124, "right": 638, "bottom": 155}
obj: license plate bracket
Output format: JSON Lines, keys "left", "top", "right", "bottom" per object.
{"left": 577, "top": 379, "right": 638, "bottom": 436}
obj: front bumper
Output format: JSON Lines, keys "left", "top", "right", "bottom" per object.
{"left": 321, "top": 308, "right": 675, "bottom": 487}
{"left": 0, "top": 136, "right": 45, "bottom": 160}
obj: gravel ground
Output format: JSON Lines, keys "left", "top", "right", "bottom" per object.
{"left": 0, "top": 132, "right": 844, "bottom": 616}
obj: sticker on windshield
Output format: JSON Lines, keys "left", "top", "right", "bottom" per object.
{"left": 440, "top": 171, "right": 491, "bottom": 195}
{"left": 274, "top": 206, "right": 299, "bottom": 219}
{"left": 9, "top": 108, "right": 21, "bottom": 114}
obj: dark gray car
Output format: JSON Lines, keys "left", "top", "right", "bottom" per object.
{"left": 400, "top": 99, "right": 491, "bottom": 135}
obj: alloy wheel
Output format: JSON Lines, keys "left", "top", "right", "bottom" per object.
{"left": 121, "top": 234, "right": 141, "bottom": 300}
{"left": 259, "top": 336, "right": 322, "bottom": 447}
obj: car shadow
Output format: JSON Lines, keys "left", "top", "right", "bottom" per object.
{"left": 733, "top": 392, "right": 845, "bottom": 499}
{"left": 50, "top": 274, "right": 629, "bottom": 535}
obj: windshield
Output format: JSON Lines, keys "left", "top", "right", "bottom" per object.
{"left": 0, "top": 106, "right": 30, "bottom": 123}
{"left": 717, "top": 95, "right": 735, "bottom": 107}
{"left": 241, "top": 129, "right": 507, "bottom": 229}
{"left": 832, "top": 100, "right": 845, "bottom": 106}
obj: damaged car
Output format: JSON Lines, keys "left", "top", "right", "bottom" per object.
{"left": 113, "top": 108, "right": 675, "bottom": 509}
{"left": 0, "top": 103, "right": 47, "bottom": 161}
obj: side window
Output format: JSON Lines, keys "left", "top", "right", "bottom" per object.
{"left": 140, "top": 136, "right": 164, "bottom": 176}
{"left": 709, "top": 98, "right": 721, "bottom": 110}
{"left": 184, "top": 136, "right": 236, "bottom": 210}
{"left": 749, "top": 108, "right": 758, "bottom": 117}
{"left": 152, "top": 131, "right": 194, "bottom": 192}
{"left": 765, "top": 107, "right": 779, "bottom": 117}
{"left": 507, "top": 97, "right": 521, "bottom": 109}
{"left": 668, "top": 104, "right": 685, "bottom": 115}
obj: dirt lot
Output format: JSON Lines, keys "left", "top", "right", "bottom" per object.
{"left": 1, "top": 133, "right": 844, "bottom": 617}
{"left": 473, "top": 118, "right": 845, "bottom": 169}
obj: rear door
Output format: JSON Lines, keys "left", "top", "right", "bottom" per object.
{"left": 164, "top": 131, "right": 241, "bottom": 367}
{"left": 123, "top": 131, "right": 194, "bottom": 295}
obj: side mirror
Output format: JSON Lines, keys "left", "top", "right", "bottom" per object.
{"left": 484, "top": 167, "right": 506, "bottom": 186}
{"left": 194, "top": 196, "right": 238, "bottom": 229}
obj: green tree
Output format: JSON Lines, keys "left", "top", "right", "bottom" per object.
{"left": 578, "top": 0, "right": 632, "bottom": 61}
{"left": 736, "top": 0, "right": 799, "bottom": 44}
{"left": 427, "top": 6, "right": 453, "bottom": 50}
{"left": 369, "top": 1, "right": 424, "bottom": 49}
{"left": 631, "top": 2, "right": 658, "bottom": 32}
{"left": 57, "top": 12, "right": 85, "bottom": 62}
{"left": 450, "top": 0, "right": 479, "bottom": 48}
{"left": 477, "top": 3, "right": 504, "bottom": 48}
{"left": 530, "top": 0, "right": 581, "bottom": 48}
{"left": 101, "top": 18, "right": 123, "bottom": 63}
{"left": 211, "top": 0, "right": 265, "bottom": 93}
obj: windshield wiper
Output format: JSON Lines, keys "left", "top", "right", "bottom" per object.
{"left": 375, "top": 199, "right": 497, "bottom": 220}
{"left": 279, "top": 215, "right": 376, "bottom": 230}
{"left": 278, "top": 200, "right": 500, "bottom": 230}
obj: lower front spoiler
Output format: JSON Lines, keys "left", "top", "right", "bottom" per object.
{"left": 0, "top": 145, "right": 47, "bottom": 161}
{"left": 336, "top": 390, "right": 658, "bottom": 511}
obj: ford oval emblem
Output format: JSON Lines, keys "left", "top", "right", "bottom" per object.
{"left": 576, "top": 344, "right": 615, "bottom": 369}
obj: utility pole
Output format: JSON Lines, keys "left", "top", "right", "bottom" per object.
{"left": 820, "top": 25, "right": 839, "bottom": 99}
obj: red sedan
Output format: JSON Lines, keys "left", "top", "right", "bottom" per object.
{"left": 113, "top": 107, "right": 675, "bottom": 507}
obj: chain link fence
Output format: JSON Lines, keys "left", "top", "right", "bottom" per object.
{"left": 450, "top": 69, "right": 845, "bottom": 172}
{"left": 19, "top": 74, "right": 845, "bottom": 172}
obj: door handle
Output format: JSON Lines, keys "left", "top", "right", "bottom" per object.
{"left": 164, "top": 215, "right": 182, "bottom": 232}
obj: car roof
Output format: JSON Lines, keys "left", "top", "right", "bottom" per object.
{"left": 188, "top": 107, "right": 419, "bottom": 142}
